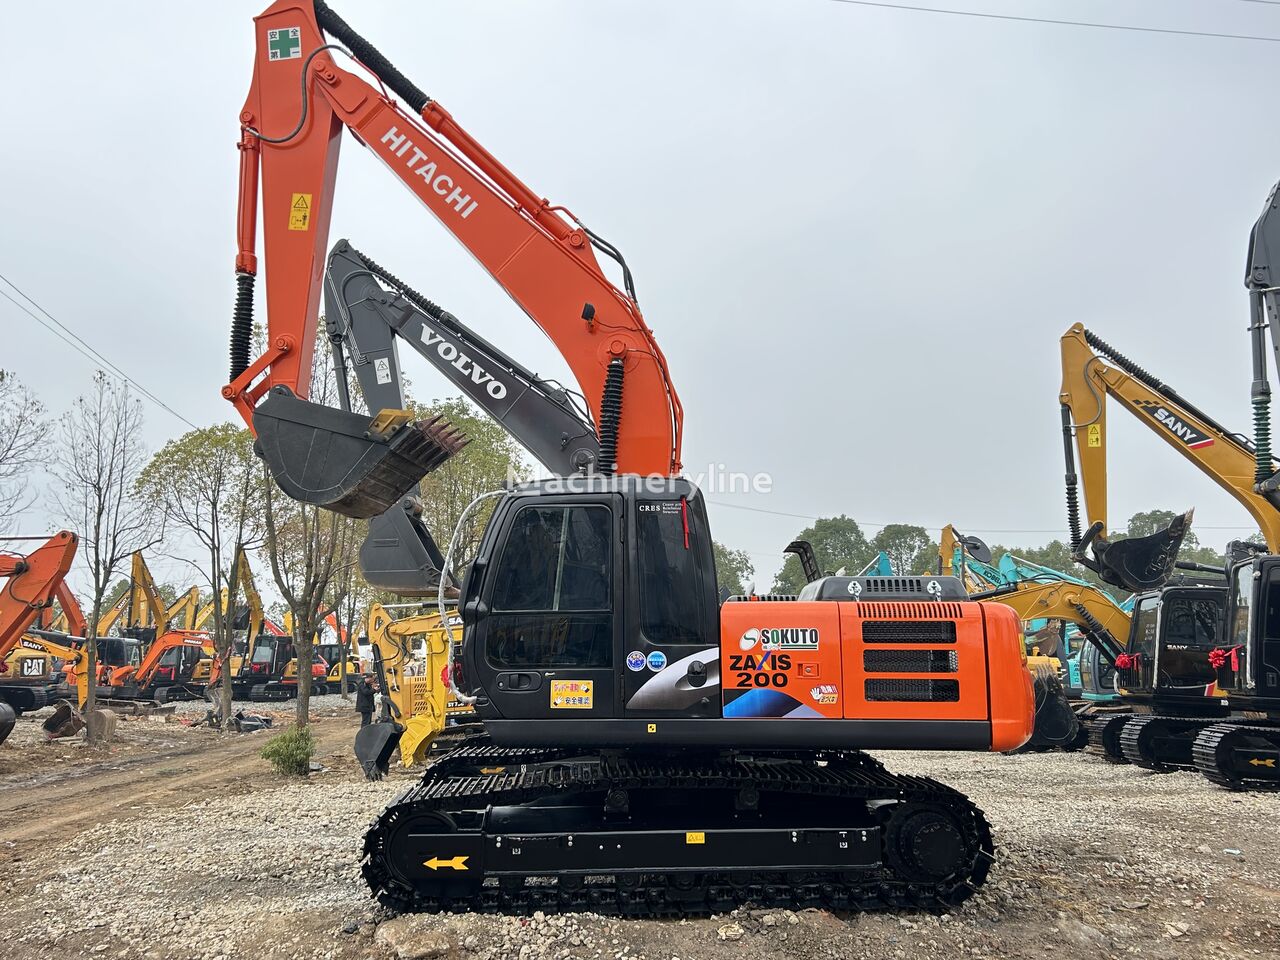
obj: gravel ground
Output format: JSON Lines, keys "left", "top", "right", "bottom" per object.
{"left": 0, "top": 710, "right": 1277, "bottom": 960}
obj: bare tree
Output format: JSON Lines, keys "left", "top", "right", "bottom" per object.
{"left": 136, "top": 422, "right": 262, "bottom": 728}
{"left": 0, "top": 370, "right": 46, "bottom": 532}
{"left": 50, "top": 372, "right": 159, "bottom": 737}
{"left": 262, "top": 477, "right": 360, "bottom": 727}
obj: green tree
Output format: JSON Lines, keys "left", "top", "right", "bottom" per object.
{"left": 772, "top": 515, "right": 873, "bottom": 594}
{"left": 713, "top": 542, "right": 754, "bottom": 596}
{"left": 136, "top": 422, "right": 264, "bottom": 728}
{"left": 411, "top": 396, "right": 529, "bottom": 568}
{"left": 871, "top": 524, "right": 936, "bottom": 576}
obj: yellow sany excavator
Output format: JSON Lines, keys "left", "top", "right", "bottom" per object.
{"left": 354, "top": 602, "right": 470, "bottom": 778}
{"left": 1056, "top": 322, "right": 1274, "bottom": 770}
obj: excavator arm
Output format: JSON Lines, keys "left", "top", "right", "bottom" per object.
{"left": 228, "top": 1, "right": 682, "bottom": 526}
{"left": 165, "top": 587, "right": 202, "bottom": 632}
{"left": 0, "top": 533, "right": 78, "bottom": 663}
{"left": 1057, "top": 323, "right": 1263, "bottom": 588}
{"left": 972, "top": 579, "right": 1130, "bottom": 668}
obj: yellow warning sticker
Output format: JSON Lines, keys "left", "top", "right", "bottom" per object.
{"left": 646, "top": 723, "right": 657, "bottom": 734}
{"left": 550, "top": 679, "right": 593, "bottom": 709}
{"left": 1086, "top": 423, "right": 1101, "bottom": 448}
{"left": 288, "top": 192, "right": 312, "bottom": 231}
{"left": 686, "top": 832, "right": 705, "bottom": 845}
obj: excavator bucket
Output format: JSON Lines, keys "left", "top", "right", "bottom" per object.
{"left": 360, "top": 501, "right": 452, "bottom": 595}
{"left": 42, "top": 702, "right": 86, "bottom": 740}
{"left": 253, "top": 389, "right": 466, "bottom": 520}
{"left": 1079, "top": 511, "right": 1193, "bottom": 593}
{"left": 355, "top": 721, "right": 402, "bottom": 781}
{"left": 0, "top": 703, "right": 14, "bottom": 746}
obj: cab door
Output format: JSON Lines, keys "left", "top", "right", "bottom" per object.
{"left": 467, "top": 495, "right": 622, "bottom": 720}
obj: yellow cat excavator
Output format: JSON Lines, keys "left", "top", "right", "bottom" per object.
{"left": 354, "top": 603, "right": 470, "bottom": 778}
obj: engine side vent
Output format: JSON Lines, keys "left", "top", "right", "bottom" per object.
{"left": 863, "top": 649, "right": 958, "bottom": 673}
{"left": 865, "top": 678, "right": 960, "bottom": 702}
{"left": 855, "top": 602, "right": 965, "bottom": 620}
{"left": 861, "top": 620, "right": 958, "bottom": 644}
{"left": 724, "top": 594, "right": 798, "bottom": 603}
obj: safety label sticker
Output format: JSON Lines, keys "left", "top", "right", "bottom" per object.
{"left": 550, "top": 679, "right": 593, "bottom": 709}
{"left": 1086, "top": 423, "right": 1101, "bottom": 448}
{"left": 375, "top": 357, "right": 392, "bottom": 384}
{"left": 288, "top": 193, "right": 312, "bottom": 231}
{"left": 267, "top": 27, "right": 302, "bottom": 61}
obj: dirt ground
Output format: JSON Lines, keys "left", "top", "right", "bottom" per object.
{"left": 0, "top": 700, "right": 1277, "bottom": 960}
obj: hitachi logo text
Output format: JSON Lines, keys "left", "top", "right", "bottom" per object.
{"left": 380, "top": 126, "right": 479, "bottom": 220}
{"left": 420, "top": 329, "right": 508, "bottom": 400}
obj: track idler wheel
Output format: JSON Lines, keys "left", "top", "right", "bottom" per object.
{"left": 882, "top": 803, "right": 976, "bottom": 887}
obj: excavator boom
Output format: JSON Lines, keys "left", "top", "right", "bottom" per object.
{"left": 1056, "top": 323, "right": 1265, "bottom": 588}
{"left": 228, "top": 0, "right": 682, "bottom": 526}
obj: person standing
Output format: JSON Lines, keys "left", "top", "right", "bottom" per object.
{"left": 355, "top": 676, "right": 377, "bottom": 726}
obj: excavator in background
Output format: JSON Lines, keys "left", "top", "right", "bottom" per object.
{"left": 314, "top": 611, "right": 367, "bottom": 694}
{"left": 1058, "top": 315, "right": 1280, "bottom": 780}
{"left": 0, "top": 533, "right": 79, "bottom": 737}
{"left": 5, "top": 579, "right": 88, "bottom": 713}
{"left": 227, "top": 1, "right": 1035, "bottom": 913}
{"left": 355, "top": 603, "right": 470, "bottom": 778}
{"left": 206, "top": 547, "right": 295, "bottom": 701}
{"left": 280, "top": 609, "right": 348, "bottom": 695}
{"left": 934, "top": 527, "right": 1083, "bottom": 750}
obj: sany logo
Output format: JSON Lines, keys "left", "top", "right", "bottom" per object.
{"left": 1134, "top": 400, "right": 1214, "bottom": 450}
{"left": 381, "top": 127, "right": 479, "bottom": 220}
{"left": 419, "top": 329, "right": 508, "bottom": 400}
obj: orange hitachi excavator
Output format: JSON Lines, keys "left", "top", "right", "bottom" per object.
{"left": 226, "top": 2, "right": 1035, "bottom": 915}
{"left": 0, "top": 533, "right": 79, "bottom": 740}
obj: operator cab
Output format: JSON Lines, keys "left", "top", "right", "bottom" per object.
{"left": 1221, "top": 555, "right": 1280, "bottom": 710}
{"left": 461, "top": 476, "right": 719, "bottom": 734}
{"left": 1118, "top": 586, "right": 1226, "bottom": 713}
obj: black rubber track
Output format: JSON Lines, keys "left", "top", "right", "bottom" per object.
{"left": 1086, "top": 714, "right": 1132, "bottom": 763}
{"left": 362, "top": 736, "right": 994, "bottom": 917}
{"left": 1192, "top": 723, "right": 1280, "bottom": 792}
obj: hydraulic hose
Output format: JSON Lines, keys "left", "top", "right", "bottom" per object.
{"left": 312, "top": 1, "right": 430, "bottom": 113}
{"left": 437, "top": 489, "right": 508, "bottom": 707}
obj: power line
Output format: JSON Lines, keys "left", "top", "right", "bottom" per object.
{"left": 705, "top": 497, "right": 1263, "bottom": 534}
{"left": 825, "top": 0, "right": 1280, "bottom": 43}
{"left": 0, "top": 272, "right": 198, "bottom": 430}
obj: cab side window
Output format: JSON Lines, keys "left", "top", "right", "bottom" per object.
{"left": 488, "top": 505, "right": 612, "bottom": 668}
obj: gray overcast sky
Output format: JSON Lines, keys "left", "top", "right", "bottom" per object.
{"left": 3, "top": 0, "right": 1279, "bottom": 584}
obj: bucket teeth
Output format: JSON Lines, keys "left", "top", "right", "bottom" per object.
{"left": 253, "top": 389, "right": 469, "bottom": 519}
